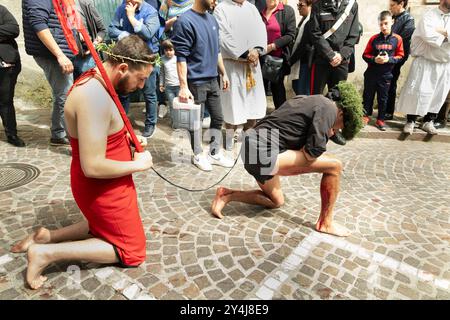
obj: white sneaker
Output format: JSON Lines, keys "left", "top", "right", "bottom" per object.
{"left": 421, "top": 121, "right": 438, "bottom": 135}
{"left": 158, "top": 104, "right": 168, "bottom": 119}
{"left": 142, "top": 108, "right": 146, "bottom": 114}
{"left": 202, "top": 117, "right": 211, "bottom": 129}
{"left": 208, "top": 151, "right": 234, "bottom": 168}
{"left": 403, "top": 121, "right": 415, "bottom": 135}
{"left": 192, "top": 154, "right": 213, "bottom": 171}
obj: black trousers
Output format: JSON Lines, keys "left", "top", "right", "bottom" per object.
{"left": 270, "top": 77, "right": 287, "bottom": 109}
{"left": 188, "top": 79, "right": 224, "bottom": 156}
{"left": 0, "top": 62, "right": 21, "bottom": 137}
{"left": 311, "top": 62, "right": 349, "bottom": 95}
{"left": 407, "top": 113, "right": 437, "bottom": 123}
{"left": 363, "top": 73, "right": 391, "bottom": 121}
{"left": 386, "top": 60, "right": 406, "bottom": 115}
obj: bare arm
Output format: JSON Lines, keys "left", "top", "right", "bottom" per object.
{"left": 69, "top": 83, "right": 152, "bottom": 179}
{"left": 217, "top": 53, "right": 229, "bottom": 90}
{"left": 36, "top": 29, "right": 73, "bottom": 74}
{"left": 177, "top": 60, "right": 194, "bottom": 102}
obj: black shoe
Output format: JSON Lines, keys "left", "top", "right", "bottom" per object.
{"left": 143, "top": 125, "right": 156, "bottom": 138}
{"left": 384, "top": 113, "right": 394, "bottom": 120}
{"left": 7, "top": 135, "right": 25, "bottom": 147}
{"left": 50, "top": 137, "right": 70, "bottom": 146}
{"left": 434, "top": 121, "right": 446, "bottom": 129}
{"left": 330, "top": 131, "right": 346, "bottom": 146}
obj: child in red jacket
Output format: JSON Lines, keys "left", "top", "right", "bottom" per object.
{"left": 362, "top": 10, "right": 404, "bottom": 131}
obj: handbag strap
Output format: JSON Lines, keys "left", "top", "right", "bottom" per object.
{"left": 323, "top": 0, "right": 356, "bottom": 40}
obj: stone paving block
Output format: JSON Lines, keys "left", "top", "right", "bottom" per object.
{"left": 197, "top": 247, "right": 213, "bottom": 258}
{"left": 204, "top": 288, "right": 222, "bottom": 299}
{"left": 292, "top": 274, "right": 313, "bottom": 288}
{"left": 218, "top": 255, "right": 234, "bottom": 269}
{"left": 81, "top": 277, "right": 101, "bottom": 292}
{"left": 169, "top": 273, "right": 187, "bottom": 288}
{"left": 183, "top": 283, "right": 201, "bottom": 299}
{"left": 208, "top": 269, "right": 226, "bottom": 282}
{"left": 239, "top": 281, "right": 255, "bottom": 293}
{"left": 149, "top": 283, "right": 170, "bottom": 299}
{"left": 217, "top": 278, "right": 235, "bottom": 293}
{"left": 299, "top": 265, "right": 316, "bottom": 278}
{"left": 180, "top": 252, "right": 197, "bottom": 266}
{"left": 93, "top": 285, "right": 115, "bottom": 300}
{"left": 162, "top": 290, "right": 185, "bottom": 300}
{"left": 238, "top": 257, "right": 255, "bottom": 270}
{"left": 396, "top": 284, "right": 420, "bottom": 300}
{"left": 0, "top": 287, "right": 21, "bottom": 299}
{"left": 185, "top": 265, "right": 203, "bottom": 277}
{"left": 248, "top": 270, "right": 266, "bottom": 283}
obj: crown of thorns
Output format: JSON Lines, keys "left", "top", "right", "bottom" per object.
{"left": 327, "top": 81, "right": 364, "bottom": 141}
{"left": 96, "top": 42, "right": 161, "bottom": 66}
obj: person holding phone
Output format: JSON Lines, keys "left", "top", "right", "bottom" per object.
{"left": 361, "top": 10, "right": 404, "bottom": 131}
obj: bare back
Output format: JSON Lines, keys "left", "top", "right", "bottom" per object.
{"left": 65, "top": 76, "right": 125, "bottom": 140}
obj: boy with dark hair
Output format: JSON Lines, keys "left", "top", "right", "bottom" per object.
{"left": 362, "top": 10, "right": 404, "bottom": 131}
{"left": 159, "top": 39, "right": 180, "bottom": 121}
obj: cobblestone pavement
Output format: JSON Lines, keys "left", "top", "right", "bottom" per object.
{"left": 0, "top": 101, "right": 449, "bottom": 300}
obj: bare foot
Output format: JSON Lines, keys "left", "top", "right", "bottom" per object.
{"left": 315, "top": 220, "right": 351, "bottom": 237}
{"left": 11, "top": 227, "right": 51, "bottom": 253}
{"left": 211, "top": 187, "right": 233, "bottom": 219}
{"left": 26, "top": 244, "right": 51, "bottom": 290}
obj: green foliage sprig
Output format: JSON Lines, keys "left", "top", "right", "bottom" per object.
{"left": 336, "top": 81, "right": 364, "bottom": 141}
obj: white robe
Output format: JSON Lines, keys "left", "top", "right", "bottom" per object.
{"left": 214, "top": 0, "right": 267, "bottom": 125}
{"left": 397, "top": 8, "right": 450, "bottom": 116}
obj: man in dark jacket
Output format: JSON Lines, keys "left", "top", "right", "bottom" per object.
{"left": 0, "top": 5, "right": 25, "bottom": 147}
{"left": 309, "top": 0, "right": 359, "bottom": 145}
{"left": 384, "top": 0, "right": 415, "bottom": 120}
{"left": 309, "top": 0, "right": 359, "bottom": 94}
{"left": 73, "top": 0, "right": 107, "bottom": 80}
{"left": 22, "top": 0, "right": 75, "bottom": 146}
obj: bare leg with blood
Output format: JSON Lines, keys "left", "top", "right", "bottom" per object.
{"left": 212, "top": 150, "right": 350, "bottom": 237}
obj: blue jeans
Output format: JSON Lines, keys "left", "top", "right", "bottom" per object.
{"left": 292, "top": 63, "right": 311, "bottom": 96}
{"left": 34, "top": 56, "right": 73, "bottom": 139}
{"left": 165, "top": 85, "right": 180, "bottom": 117}
{"left": 119, "top": 66, "right": 158, "bottom": 128}
{"left": 73, "top": 55, "right": 96, "bottom": 80}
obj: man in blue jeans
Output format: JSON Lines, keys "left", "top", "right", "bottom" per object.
{"left": 109, "top": 0, "right": 161, "bottom": 138}
{"left": 22, "top": 0, "right": 74, "bottom": 145}
{"left": 172, "top": 0, "right": 234, "bottom": 171}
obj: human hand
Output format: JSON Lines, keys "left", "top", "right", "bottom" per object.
{"left": 247, "top": 49, "right": 259, "bottom": 67}
{"left": 436, "top": 27, "right": 448, "bottom": 38}
{"left": 134, "top": 150, "right": 153, "bottom": 171}
{"left": 330, "top": 52, "right": 342, "bottom": 67}
{"left": 221, "top": 73, "right": 230, "bottom": 91}
{"left": 135, "top": 135, "right": 148, "bottom": 148}
{"left": 93, "top": 36, "right": 103, "bottom": 46}
{"left": 266, "top": 43, "right": 276, "bottom": 54}
{"left": 57, "top": 54, "right": 74, "bottom": 74}
{"left": 178, "top": 87, "right": 194, "bottom": 103}
{"left": 160, "top": 85, "right": 165, "bottom": 93}
{"left": 126, "top": 3, "right": 138, "bottom": 18}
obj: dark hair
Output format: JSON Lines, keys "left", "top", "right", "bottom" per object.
{"left": 299, "top": 0, "right": 313, "bottom": 6}
{"left": 391, "top": 0, "right": 408, "bottom": 8}
{"left": 161, "top": 39, "right": 174, "bottom": 51}
{"left": 378, "top": 10, "right": 392, "bottom": 21}
{"left": 105, "top": 35, "right": 156, "bottom": 71}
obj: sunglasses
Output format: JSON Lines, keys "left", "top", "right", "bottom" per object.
{"left": 297, "top": 3, "right": 307, "bottom": 8}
